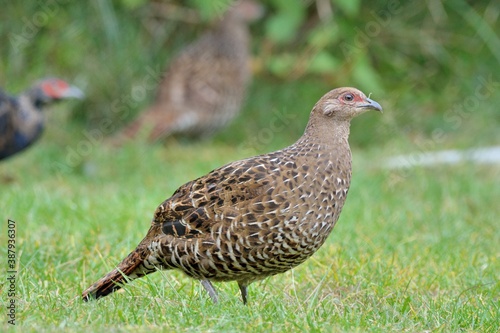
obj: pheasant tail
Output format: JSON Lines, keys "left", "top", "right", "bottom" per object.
{"left": 108, "top": 108, "right": 178, "bottom": 146}
{"left": 82, "top": 225, "right": 160, "bottom": 301}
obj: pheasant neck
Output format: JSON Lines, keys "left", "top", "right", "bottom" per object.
{"left": 301, "top": 118, "right": 351, "bottom": 148}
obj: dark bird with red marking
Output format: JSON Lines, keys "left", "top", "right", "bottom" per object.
{"left": 0, "top": 78, "right": 84, "bottom": 161}
{"left": 82, "top": 87, "right": 382, "bottom": 304}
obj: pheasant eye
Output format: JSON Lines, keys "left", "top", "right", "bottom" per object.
{"left": 343, "top": 93, "right": 354, "bottom": 102}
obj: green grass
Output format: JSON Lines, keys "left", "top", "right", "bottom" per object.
{"left": 1, "top": 115, "right": 499, "bottom": 332}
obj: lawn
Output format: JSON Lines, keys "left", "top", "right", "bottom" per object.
{"left": 1, "top": 80, "right": 499, "bottom": 331}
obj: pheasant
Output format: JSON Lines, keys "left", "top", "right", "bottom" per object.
{"left": 0, "top": 78, "right": 84, "bottom": 161}
{"left": 82, "top": 87, "right": 382, "bottom": 304}
{"left": 111, "top": 0, "right": 262, "bottom": 145}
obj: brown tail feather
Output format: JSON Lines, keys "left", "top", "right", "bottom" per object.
{"left": 82, "top": 224, "right": 163, "bottom": 301}
{"left": 82, "top": 250, "right": 149, "bottom": 301}
{"left": 107, "top": 107, "right": 177, "bottom": 147}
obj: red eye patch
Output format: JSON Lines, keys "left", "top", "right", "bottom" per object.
{"left": 41, "top": 79, "right": 69, "bottom": 98}
{"left": 340, "top": 92, "right": 364, "bottom": 104}
{"left": 352, "top": 94, "right": 364, "bottom": 102}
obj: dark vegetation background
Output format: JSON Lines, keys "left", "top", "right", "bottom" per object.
{"left": 1, "top": 0, "right": 499, "bottom": 155}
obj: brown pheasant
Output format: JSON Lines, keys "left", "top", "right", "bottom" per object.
{"left": 0, "top": 78, "right": 84, "bottom": 161}
{"left": 110, "top": 0, "right": 262, "bottom": 145}
{"left": 82, "top": 87, "right": 382, "bottom": 304}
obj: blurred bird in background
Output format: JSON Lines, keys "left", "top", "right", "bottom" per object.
{"left": 109, "top": 0, "right": 263, "bottom": 146}
{"left": 0, "top": 78, "right": 84, "bottom": 161}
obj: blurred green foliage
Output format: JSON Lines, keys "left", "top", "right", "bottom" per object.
{"left": 0, "top": 0, "right": 499, "bottom": 149}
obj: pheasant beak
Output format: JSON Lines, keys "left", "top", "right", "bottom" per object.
{"left": 361, "top": 97, "right": 383, "bottom": 113}
{"left": 62, "top": 86, "right": 85, "bottom": 99}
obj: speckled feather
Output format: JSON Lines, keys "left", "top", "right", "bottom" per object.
{"left": 82, "top": 87, "right": 382, "bottom": 303}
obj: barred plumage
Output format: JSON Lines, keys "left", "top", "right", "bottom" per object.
{"left": 82, "top": 87, "right": 382, "bottom": 304}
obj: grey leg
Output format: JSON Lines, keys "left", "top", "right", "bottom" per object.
{"left": 238, "top": 283, "right": 248, "bottom": 305}
{"left": 200, "top": 280, "right": 218, "bottom": 304}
